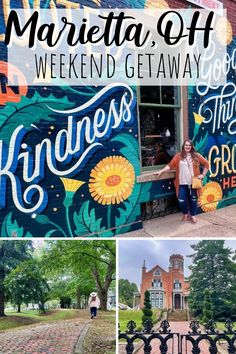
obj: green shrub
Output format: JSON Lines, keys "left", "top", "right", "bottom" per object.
{"left": 142, "top": 291, "right": 153, "bottom": 326}
{"left": 202, "top": 289, "right": 213, "bottom": 323}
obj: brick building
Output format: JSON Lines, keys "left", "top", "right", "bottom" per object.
{"left": 140, "top": 254, "right": 189, "bottom": 310}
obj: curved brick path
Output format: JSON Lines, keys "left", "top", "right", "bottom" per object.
{"left": 136, "top": 321, "right": 210, "bottom": 354}
{"left": 0, "top": 318, "right": 88, "bottom": 354}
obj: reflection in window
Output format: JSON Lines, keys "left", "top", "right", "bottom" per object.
{"left": 152, "top": 279, "right": 162, "bottom": 288}
{"left": 174, "top": 280, "right": 181, "bottom": 290}
{"left": 150, "top": 291, "right": 164, "bottom": 308}
{"left": 139, "top": 86, "right": 180, "bottom": 168}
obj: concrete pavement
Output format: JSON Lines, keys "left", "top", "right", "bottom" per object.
{"left": 120, "top": 205, "right": 236, "bottom": 237}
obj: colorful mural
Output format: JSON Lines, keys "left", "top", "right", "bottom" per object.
{"left": 188, "top": 25, "right": 236, "bottom": 213}
{"left": 0, "top": 0, "right": 173, "bottom": 237}
{"left": 0, "top": 0, "right": 236, "bottom": 237}
{"left": 0, "top": 77, "right": 151, "bottom": 236}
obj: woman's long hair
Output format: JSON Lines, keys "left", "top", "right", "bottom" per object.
{"left": 180, "top": 139, "right": 199, "bottom": 162}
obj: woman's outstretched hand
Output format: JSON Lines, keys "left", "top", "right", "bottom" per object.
{"left": 154, "top": 170, "right": 163, "bottom": 178}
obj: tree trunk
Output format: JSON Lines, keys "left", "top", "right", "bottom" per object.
{"left": 99, "top": 289, "right": 108, "bottom": 310}
{"left": 92, "top": 262, "right": 114, "bottom": 311}
{"left": 39, "top": 302, "right": 46, "bottom": 314}
{"left": 17, "top": 304, "right": 21, "bottom": 313}
{"left": 76, "top": 288, "right": 81, "bottom": 309}
{"left": 0, "top": 270, "right": 6, "bottom": 317}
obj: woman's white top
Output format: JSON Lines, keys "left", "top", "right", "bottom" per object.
{"left": 88, "top": 296, "right": 100, "bottom": 308}
{"left": 179, "top": 154, "right": 194, "bottom": 185}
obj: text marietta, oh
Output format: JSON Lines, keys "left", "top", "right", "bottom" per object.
{"left": 35, "top": 52, "right": 201, "bottom": 79}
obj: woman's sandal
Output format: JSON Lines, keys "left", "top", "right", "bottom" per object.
{"left": 190, "top": 216, "right": 197, "bottom": 224}
{"left": 182, "top": 214, "right": 189, "bottom": 221}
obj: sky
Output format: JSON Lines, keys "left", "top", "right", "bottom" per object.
{"left": 118, "top": 239, "right": 236, "bottom": 290}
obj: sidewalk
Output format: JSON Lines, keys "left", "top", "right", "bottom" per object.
{"left": 120, "top": 205, "right": 236, "bottom": 237}
{"left": 0, "top": 318, "right": 86, "bottom": 354}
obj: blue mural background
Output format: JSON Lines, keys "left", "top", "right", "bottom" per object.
{"left": 188, "top": 37, "right": 236, "bottom": 213}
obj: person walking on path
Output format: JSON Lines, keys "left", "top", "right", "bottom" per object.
{"left": 88, "top": 292, "right": 100, "bottom": 319}
{"left": 155, "top": 139, "right": 209, "bottom": 224}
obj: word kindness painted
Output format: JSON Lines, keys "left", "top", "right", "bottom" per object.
{"left": 5, "top": 9, "right": 227, "bottom": 86}
{"left": 0, "top": 84, "right": 134, "bottom": 214}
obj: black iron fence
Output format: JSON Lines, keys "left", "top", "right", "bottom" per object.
{"left": 119, "top": 319, "right": 236, "bottom": 354}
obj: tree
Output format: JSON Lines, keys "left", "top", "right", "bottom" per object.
{"left": 119, "top": 279, "right": 138, "bottom": 308}
{"left": 142, "top": 290, "right": 153, "bottom": 326}
{"left": 0, "top": 241, "right": 33, "bottom": 316}
{"left": 42, "top": 241, "right": 116, "bottom": 310}
{"left": 202, "top": 289, "right": 213, "bottom": 323}
{"left": 60, "top": 296, "right": 72, "bottom": 309}
{"left": 188, "top": 240, "right": 236, "bottom": 319}
{"left": 4, "top": 260, "right": 50, "bottom": 314}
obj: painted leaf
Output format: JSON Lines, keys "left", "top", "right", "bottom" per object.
{"left": 217, "top": 190, "right": 236, "bottom": 209}
{"left": 119, "top": 146, "right": 140, "bottom": 175}
{"left": 111, "top": 134, "right": 139, "bottom": 159}
{"left": 137, "top": 182, "right": 152, "bottom": 204}
{"left": 74, "top": 202, "right": 91, "bottom": 236}
{"left": 1, "top": 213, "right": 31, "bottom": 237}
{"left": 115, "top": 200, "right": 141, "bottom": 235}
{"left": 74, "top": 201, "right": 104, "bottom": 236}
{"left": 0, "top": 92, "right": 74, "bottom": 141}
{"left": 194, "top": 132, "right": 209, "bottom": 155}
{"left": 98, "top": 229, "right": 114, "bottom": 237}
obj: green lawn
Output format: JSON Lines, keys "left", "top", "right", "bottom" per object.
{"left": 216, "top": 322, "right": 230, "bottom": 332}
{"left": 0, "top": 309, "right": 87, "bottom": 331}
{"left": 119, "top": 309, "right": 163, "bottom": 332}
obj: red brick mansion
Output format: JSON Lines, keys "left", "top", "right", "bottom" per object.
{"left": 140, "top": 254, "right": 189, "bottom": 310}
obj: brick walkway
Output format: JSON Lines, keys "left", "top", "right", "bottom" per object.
{"left": 0, "top": 318, "right": 88, "bottom": 354}
{"left": 135, "top": 321, "right": 210, "bottom": 354}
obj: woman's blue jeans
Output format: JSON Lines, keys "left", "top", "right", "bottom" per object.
{"left": 90, "top": 307, "right": 97, "bottom": 317}
{"left": 178, "top": 185, "right": 198, "bottom": 216}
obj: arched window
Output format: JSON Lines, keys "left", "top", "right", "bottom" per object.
{"left": 152, "top": 279, "right": 162, "bottom": 288}
{"left": 174, "top": 279, "right": 181, "bottom": 290}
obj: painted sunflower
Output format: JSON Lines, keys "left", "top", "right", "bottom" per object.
{"left": 89, "top": 156, "right": 135, "bottom": 205}
{"left": 198, "top": 182, "right": 223, "bottom": 212}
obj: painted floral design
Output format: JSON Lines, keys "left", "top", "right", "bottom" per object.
{"left": 193, "top": 112, "right": 204, "bottom": 126}
{"left": 60, "top": 178, "right": 85, "bottom": 237}
{"left": 199, "top": 182, "right": 223, "bottom": 212}
{"left": 60, "top": 178, "right": 85, "bottom": 207}
{"left": 89, "top": 156, "right": 135, "bottom": 205}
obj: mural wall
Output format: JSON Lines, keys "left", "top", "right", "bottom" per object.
{"left": 0, "top": 0, "right": 152, "bottom": 237}
{"left": 188, "top": 32, "right": 236, "bottom": 214}
{"left": 0, "top": 0, "right": 235, "bottom": 237}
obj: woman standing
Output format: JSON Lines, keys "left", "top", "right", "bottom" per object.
{"left": 155, "top": 139, "right": 209, "bottom": 223}
{"left": 88, "top": 292, "right": 100, "bottom": 319}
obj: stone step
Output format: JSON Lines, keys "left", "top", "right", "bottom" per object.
{"left": 167, "top": 310, "right": 188, "bottom": 321}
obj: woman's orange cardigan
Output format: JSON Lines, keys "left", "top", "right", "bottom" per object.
{"left": 167, "top": 152, "right": 209, "bottom": 197}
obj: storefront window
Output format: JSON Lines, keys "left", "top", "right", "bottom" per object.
{"left": 138, "top": 86, "right": 180, "bottom": 170}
